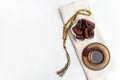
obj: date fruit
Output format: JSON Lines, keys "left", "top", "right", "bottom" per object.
{"left": 72, "top": 19, "right": 95, "bottom": 40}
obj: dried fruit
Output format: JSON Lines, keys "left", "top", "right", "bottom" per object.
{"left": 72, "top": 27, "right": 82, "bottom": 36}
{"left": 76, "top": 35, "right": 85, "bottom": 40}
{"left": 72, "top": 19, "right": 95, "bottom": 40}
{"left": 84, "top": 28, "right": 89, "bottom": 39}
{"left": 89, "top": 30, "right": 94, "bottom": 38}
{"left": 86, "top": 20, "right": 95, "bottom": 29}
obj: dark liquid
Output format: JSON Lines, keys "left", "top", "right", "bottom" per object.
{"left": 90, "top": 50, "right": 104, "bottom": 64}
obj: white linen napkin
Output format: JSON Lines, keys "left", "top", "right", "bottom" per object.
{"left": 59, "top": 1, "right": 112, "bottom": 80}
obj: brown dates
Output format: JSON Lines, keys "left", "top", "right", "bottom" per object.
{"left": 72, "top": 19, "right": 95, "bottom": 40}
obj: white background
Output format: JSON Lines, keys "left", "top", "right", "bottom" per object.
{"left": 0, "top": 0, "right": 119, "bottom": 80}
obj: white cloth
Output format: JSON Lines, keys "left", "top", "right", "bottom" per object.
{"left": 59, "top": 1, "right": 112, "bottom": 80}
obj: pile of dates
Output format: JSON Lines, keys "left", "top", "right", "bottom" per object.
{"left": 72, "top": 19, "right": 95, "bottom": 40}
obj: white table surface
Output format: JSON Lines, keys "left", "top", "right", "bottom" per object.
{"left": 0, "top": 0, "right": 119, "bottom": 80}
